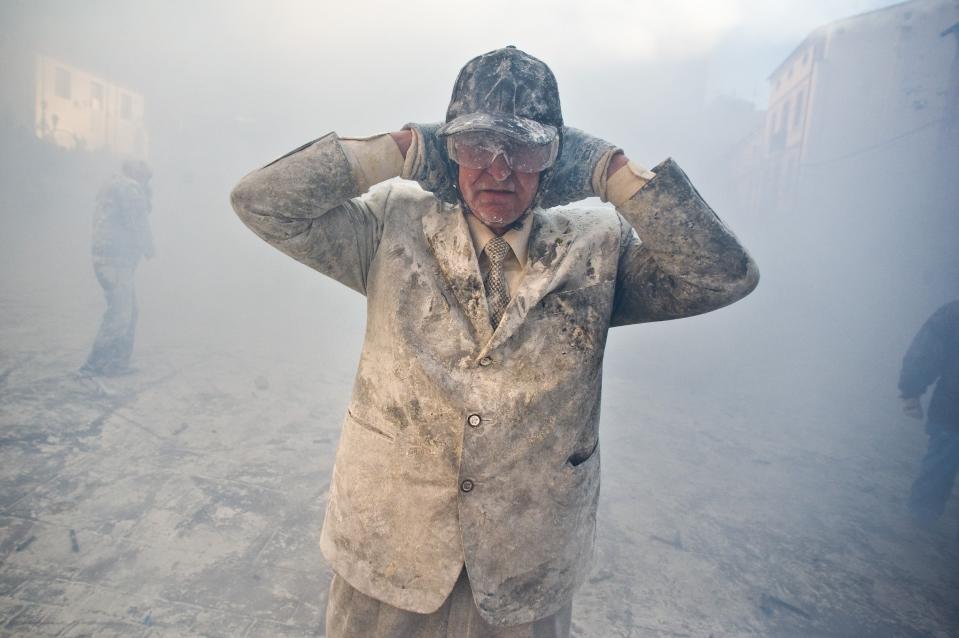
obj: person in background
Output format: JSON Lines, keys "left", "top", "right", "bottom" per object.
{"left": 900, "top": 299, "right": 959, "bottom": 531}
{"left": 80, "top": 159, "right": 154, "bottom": 377}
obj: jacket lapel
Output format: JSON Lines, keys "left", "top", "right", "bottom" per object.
{"left": 478, "top": 208, "right": 573, "bottom": 358}
{"left": 422, "top": 203, "right": 495, "bottom": 345}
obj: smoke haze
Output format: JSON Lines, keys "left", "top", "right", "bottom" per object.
{"left": 1, "top": 0, "right": 957, "bottom": 635}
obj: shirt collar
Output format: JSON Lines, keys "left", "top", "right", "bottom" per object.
{"left": 464, "top": 210, "right": 532, "bottom": 267}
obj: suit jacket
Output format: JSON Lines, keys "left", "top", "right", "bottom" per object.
{"left": 92, "top": 174, "right": 153, "bottom": 266}
{"left": 230, "top": 132, "right": 759, "bottom": 626}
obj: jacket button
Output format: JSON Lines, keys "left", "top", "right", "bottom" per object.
{"left": 479, "top": 356, "right": 492, "bottom": 366}
{"left": 460, "top": 479, "right": 474, "bottom": 493}
{"left": 467, "top": 414, "right": 482, "bottom": 427}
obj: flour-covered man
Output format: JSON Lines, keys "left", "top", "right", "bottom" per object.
{"left": 231, "top": 46, "right": 759, "bottom": 638}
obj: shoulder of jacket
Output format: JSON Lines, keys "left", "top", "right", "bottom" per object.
{"left": 940, "top": 300, "right": 959, "bottom": 316}
{"left": 932, "top": 300, "right": 959, "bottom": 331}
{"left": 106, "top": 175, "right": 144, "bottom": 197}
{"left": 112, "top": 173, "right": 140, "bottom": 188}
{"left": 377, "top": 179, "right": 438, "bottom": 203}
{"left": 364, "top": 178, "right": 446, "bottom": 218}
{"left": 96, "top": 174, "right": 136, "bottom": 204}
{"left": 543, "top": 204, "right": 622, "bottom": 233}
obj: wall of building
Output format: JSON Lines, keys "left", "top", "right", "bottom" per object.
{"left": 762, "top": 33, "right": 822, "bottom": 211}
{"left": 728, "top": 0, "right": 958, "bottom": 219}
{"left": 34, "top": 54, "right": 148, "bottom": 159}
{"left": 802, "top": 1, "right": 955, "bottom": 174}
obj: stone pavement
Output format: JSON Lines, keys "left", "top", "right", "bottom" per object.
{"left": 0, "top": 336, "right": 342, "bottom": 637}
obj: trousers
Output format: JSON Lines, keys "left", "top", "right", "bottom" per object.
{"left": 326, "top": 568, "right": 572, "bottom": 638}
{"left": 83, "top": 262, "right": 138, "bottom": 374}
{"left": 908, "top": 421, "right": 959, "bottom": 526}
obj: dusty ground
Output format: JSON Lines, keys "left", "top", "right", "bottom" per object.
{"left": 1, "top": 283, "right": 958, "bottom": 638}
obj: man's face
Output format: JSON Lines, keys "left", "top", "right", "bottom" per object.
{"left": 457, "top": 156, "right": 540, "bottom": 232}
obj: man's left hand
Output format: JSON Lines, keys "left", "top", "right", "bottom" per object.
{"left": 400, "top": 122, "right": 459, "bottom": 203}
{"left": 902, "top": 396, "right": 924, "bottom": 420}
{"left": 537, "top": 127, "right": 620, "bottom": 208}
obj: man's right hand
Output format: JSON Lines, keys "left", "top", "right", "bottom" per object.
{"left": 400, "top": 123, "right": 459, "bottom": 203}
{"left": 902, "top": 396, "right": 924, "bottom": 420}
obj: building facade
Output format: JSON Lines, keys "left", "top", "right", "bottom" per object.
{"left": 34, "top": 55, "right": 148, "bottom": 159}
{"left": 747, "top": 0, "right": 959, "bottom": 215}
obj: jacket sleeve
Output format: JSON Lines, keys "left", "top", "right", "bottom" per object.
{"left": 898, "top": 304, "right": 953, "bottom": 398}
{"left": 130, "top": 186, "right": 154, "bottom": 258}
{"left": 135, "top": 207, "right": 154, "bottom": 258}
{"left": 610, "top": 159, "right": 759, "bottom": 326}
{"left": 229, "top": 132, "right": 387, "bottom": 295}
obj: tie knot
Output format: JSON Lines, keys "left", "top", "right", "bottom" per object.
{"left": 484, "top": 236, "right": 511, "bottom": 265}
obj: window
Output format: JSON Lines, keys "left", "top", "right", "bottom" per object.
{"left": 91, "top": 81, "right": 104, "bottom": 111}
{"left": 121, "top": 93, "right": 133, "bottom": 120}
{"left": 794, "top": 91, "right": 803, "bottom": 127}
{"left": 55, "top": 67, "right": 71, "bottom": 99}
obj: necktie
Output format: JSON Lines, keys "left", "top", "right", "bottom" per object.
{"left": 484, "top": 236, "right": 511, "bottom": 328}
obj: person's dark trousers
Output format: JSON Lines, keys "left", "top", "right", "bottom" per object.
{"left": 82, "top": 262, "right": 138, "bottom": 375}
{"left": 908, "top": 421, "right": 959, "bottom": 527}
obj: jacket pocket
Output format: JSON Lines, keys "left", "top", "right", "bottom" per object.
{"left": 566, "top": 440, "right": 599, "bottom": 468}
{"left": 346, "top": 409, "right": 396, "bottom": 442}
{"left": 552, "top": 441, "right": 601, "bottom": 506}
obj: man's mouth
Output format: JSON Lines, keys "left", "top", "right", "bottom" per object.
{"left": 477, "top": 191, "right": 517, "bottom": 204}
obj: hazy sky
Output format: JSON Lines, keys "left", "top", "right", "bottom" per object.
{"left": 3, "top": 0, "right": 905, "bottom": 108}
{"left": 0, "top": 0, "right": 914, "bottom": 181}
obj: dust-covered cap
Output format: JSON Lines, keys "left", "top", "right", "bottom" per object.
{"left": 437, "top": 46, "right": 562, "bottom": 145}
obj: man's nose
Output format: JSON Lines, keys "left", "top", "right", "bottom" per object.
{"left": 486, "top": 153, "right": 512, "bottom": 181}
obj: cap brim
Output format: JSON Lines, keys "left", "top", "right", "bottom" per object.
{"left": 437, "top": 113, "right": 557, "bottom": 144}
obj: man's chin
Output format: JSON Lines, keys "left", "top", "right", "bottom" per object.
{"left": 470, "top": 207, "right": 522, "bottom": 229}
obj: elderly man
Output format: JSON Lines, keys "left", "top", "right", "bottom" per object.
{"left": 231, "top": 47, "right": 758, "bottom": 638}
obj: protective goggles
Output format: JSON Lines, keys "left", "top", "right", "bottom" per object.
{"left": 447, "top": 131, "right": 559, "bottom": 173}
